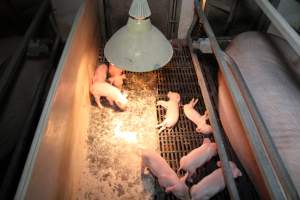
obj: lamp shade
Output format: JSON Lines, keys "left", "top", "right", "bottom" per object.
{"left": 104, "top": 0, "right": 173, "bottom": 72}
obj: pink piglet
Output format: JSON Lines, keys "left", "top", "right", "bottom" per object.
{"left": 183, "top": 98, "right": 213, "bottom": 134}
{"left": 156, "top": 92, "right": 181, "bottom": 133}
{"left": 92, "top": 64, "right": 108, "bottom": 84}
{"left": 140, "top": 148, "right": 190, "bottom": 200}
{"left": 178, "top": 138, "right": 217, "bottom": 179}
{"left": 190, "top": 161, "right": 242, "bottom": 200}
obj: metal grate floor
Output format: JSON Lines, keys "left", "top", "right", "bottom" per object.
{"left": 154, "top": 46, "right": 229, "bottom": 200}
{"left": 98, "top": 45, "right": 259, "bottom": 200}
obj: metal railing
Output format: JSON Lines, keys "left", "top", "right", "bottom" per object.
{"left": 188, "top": 0, "right": 300, "bottom": 199}
{"left": 188, "top": 10, "right": 241, "bottom": 200}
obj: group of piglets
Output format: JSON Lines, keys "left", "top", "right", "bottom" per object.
{"left": 90, "top": 67, "right": 241, "bottom": 199}
{"left": 140, "top": 138, "right": 242, "bottom": 200}
{"left": 144, "top": 92, "right": 241, "bottom": 199}
{"left": 90, "top": 63, "right": 128, "bottom": 110}
{"left": 156, "top": 91, "right": 213, "bottom": 134}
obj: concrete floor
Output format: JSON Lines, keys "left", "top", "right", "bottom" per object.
{"left": 75, "top": 72, "right": 159, "bottom": 200}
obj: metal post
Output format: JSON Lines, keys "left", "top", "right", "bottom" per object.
{"left": 188, "top": 14, "right": 241, "bottom": 200}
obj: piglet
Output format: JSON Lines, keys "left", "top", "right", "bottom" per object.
{"left": 108, "top": 63, "right": 126, "bottom": 89}
{"left": 190, "top": 161, "right": 242, "bottom": 200}
{"left": 183, "top": 98, "right": 213, "bottom": 134}
{"left": 140, "top": 148, "right": 190, "bottom": 200}
{"left": 108, "top": 74, "right": 126, "bottom": 89}
{"left": 178, "top": 138, "right": 217, "bottom": 178}
{"left": 90, "top": 82, "right": 128, "bottom": 110}
{"left": 156, "top": 92, "right": 181, "bottom": 133}
{"left": 109, "top": 63, "right": 123, "bottom": 76}
{"left": 92, "top": 64, "right": 108, "bottom": 84}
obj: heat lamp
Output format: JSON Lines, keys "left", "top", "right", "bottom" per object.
{"left": 104, "top": 0, "right": 173, "bottom": 72}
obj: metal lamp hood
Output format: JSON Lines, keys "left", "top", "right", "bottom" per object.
{"left": 104, "top": 0, "right": 173, "bottom": 72}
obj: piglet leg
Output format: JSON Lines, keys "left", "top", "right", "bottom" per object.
{"left": 156, "top": 121, "right": 167, "bottom": 133}
{"left": 141, "top": 158, "right": 146, "bottom": 176}
{"left": 156, "top": 100, "right": 169, "bottom": 133}
{"left": 93, "top": 95, "right": 103, "bottom": 109}
{"left": 106, "top": 97, "right": 114, "bottom": 106}
{"left": 196, "top": 124, "right": 213, "bottom": 134}
{"left": 189, "top": 98, "right": 199, "bottom": 107}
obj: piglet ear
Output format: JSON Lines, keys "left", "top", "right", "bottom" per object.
{"left": 165, "top": 185, "right": 176, "bottom": 193}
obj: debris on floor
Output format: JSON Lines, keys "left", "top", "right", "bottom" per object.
{"left": 76, "top": 72, "right": 159, "bottom": 200}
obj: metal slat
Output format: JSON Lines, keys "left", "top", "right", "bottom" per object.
{"left": 155, "top": 44, "right": 230, "bottom": 200}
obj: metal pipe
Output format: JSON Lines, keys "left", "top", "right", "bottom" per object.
{"left": 188, "top": 14, "right": 241, "bottom": 200}
{"left": 253, "top": 0, "right": 300, "bottom": 56}
{"left": 193, "top": 0, "right": 295, "bottom": 198}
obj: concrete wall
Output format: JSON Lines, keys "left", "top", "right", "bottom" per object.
{"left": 178, "top": 0, "right": 194, "bottom": 39}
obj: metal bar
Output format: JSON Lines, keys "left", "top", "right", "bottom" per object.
{"left": 253, "top": 0, "right": 300, "bottom": 56}
{"left": 223, "top": 53, "right": 299, "bottom": 199}
{"left": 193, "top": 0, "right": 291, "bottom": 198}
{"left": 0, "top": 0, "right": 50, "bottom": 106}
{"left": 188, "top": 14, "right": 241, "bottom": 200}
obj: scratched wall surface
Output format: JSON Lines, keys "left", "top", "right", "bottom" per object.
{"left": 75, "top": 71, "right": 159, "bottom": 200}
